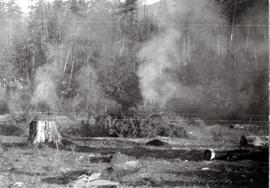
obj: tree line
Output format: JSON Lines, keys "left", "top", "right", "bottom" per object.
{"left": 0, "top": 0, "right": 268, "bottom": 122}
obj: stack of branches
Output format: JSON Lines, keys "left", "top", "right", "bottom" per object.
{"left": 103, "top": 106, "right": 189, "bottom": 138}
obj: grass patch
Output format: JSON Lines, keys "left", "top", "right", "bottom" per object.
{"left": 0, "top": 124, "right": 24, "bottom": 136}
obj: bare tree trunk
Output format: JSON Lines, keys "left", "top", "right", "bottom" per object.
{"left": 234, "top": 48, "right": 237, "bottom": 68}
{"left": 25, "top": 65, "right": 31, "bottom": 86}
{"left": 229, "top": 0, "right": 237, "bottom": 56}
{"left": 68, "top": 48, "right": 76, "bottom": 93}
{"left": 229, "top": 29, "right": 234, "bottom": 55}
{"left": 119, "top": 36, "right": 125, "bottom": 56}
{"left": 68, "top": 59, "right": 75, "bottom": 92}
{"left": 32, "top": 55, "right": 35, "bottom": 78}
{"left": 254, "top": 46, "right": 257, "bottom": 71}
{"left": 183, "top": 29, "right": 186, "bottom": 65}
{"left": 143, "top": 0, "right": 146, "bottom": 20}
{"left": 187, "top": 25, "right": 191, "bottom": 63}
{"left": 216, "top": 27, "right": 220, "bottom": 57}
{"left": 41, "top": 0, "right": 48, "bottom": 47}
{"left": 86, "top": 59, "right": 91, "bottom": 111}
{"left": 245, "top": 20, "right": 251, "bottom": 54}
{"left": 63, "top": 50, "right": 70, "bottom": 73}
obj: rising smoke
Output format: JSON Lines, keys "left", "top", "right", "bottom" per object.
{"left": 137, "top": 0, "right": 268, "bottom": 119}
{"left": 138, "top": 28, "right": 180, "bottom": 105}
{"left": 28, "top": 0, "right": 268, "bottom": 119}
{"left": 31, "top": 44, "right": 64, "bottom": 112}
{"left": 137, "top": 0, "right": 226, "bottom": 107}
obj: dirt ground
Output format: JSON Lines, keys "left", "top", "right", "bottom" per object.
{"left": 0, "top": 119, "right": 268, "bottom": 188}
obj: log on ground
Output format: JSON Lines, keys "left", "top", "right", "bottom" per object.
{"left": 204, "top": 147, "right": 268, "bottom": 161}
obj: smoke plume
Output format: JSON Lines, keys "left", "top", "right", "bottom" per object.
{"left": 31, "top": 44, "right": 64, "bottom": 112}
{"left": 138, "top": 28, "right": 180, "bottom": 105}
{"left": 137, "top": 0, "right": 226, "bottom": 107}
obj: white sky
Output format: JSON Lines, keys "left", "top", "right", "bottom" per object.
{"left": 14, "top": 0, "right": 161, "bottom": 14}
{"left": 15, "top": 0, "right": 52, "bottom": 14}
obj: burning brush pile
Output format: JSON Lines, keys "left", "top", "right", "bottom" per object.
{"left": 102, "top": 106, "right": 189, "bottom": 138}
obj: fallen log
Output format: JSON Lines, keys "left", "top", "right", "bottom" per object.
{"left": 145, "top": 139, "right": 168, "bottom": 146}
{"left": 28, "top": 120, "right": 62, "bottom": 145}
{"left": 204, "top": 147, "right": 268, "bottom": 161}
{"left": 204, "top": 149, "right": 228, "bottom": 160}
{"left": 204, "top": 135, "right": 269, "bottom": 161}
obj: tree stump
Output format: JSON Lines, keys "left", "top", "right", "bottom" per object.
{"left": 28, "top": 120, "right": 62, "bottom": 145}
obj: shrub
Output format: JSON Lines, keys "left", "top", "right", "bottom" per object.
{"left": 0, "top": 113, "right": 30, "bottom": 136}
{"left": 0, "top": 98, "right": 9, "bottom": 114}
{"left": 0, "top": 90, "right": 9, "bottom": 114}
{"left": 0, "top": 124, "right": 24, "bottom": 136}
{"left": 8, "top": 90, "right": 32, "bottom": 113}
{"left": 56, "top": 114, "right": 110, "bottom": 137}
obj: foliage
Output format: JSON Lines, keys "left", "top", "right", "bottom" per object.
{"left": 0, "top": 91, "right": 9, "bottom": 114}
{"left": 0, "top": 0, "right": 267, "bottom": 122}
{"left": 8, "top": 89, "right": 32, "bottom": 113}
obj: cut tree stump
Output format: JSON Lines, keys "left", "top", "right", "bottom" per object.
{"left": 28, "top": 120, "right": 62, "bottom": 145}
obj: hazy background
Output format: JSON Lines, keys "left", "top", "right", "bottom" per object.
{"left": 0, "top": 0, "right": 268, "bottom": 122}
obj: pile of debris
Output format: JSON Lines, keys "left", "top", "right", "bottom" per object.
{"left": 43, "top": 152, "right": 142, "bottom": 188}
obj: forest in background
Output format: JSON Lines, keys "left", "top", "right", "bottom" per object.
{"left": 0, "top": 0, "right": 268, "bottom": 122}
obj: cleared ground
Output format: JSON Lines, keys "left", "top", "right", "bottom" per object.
{"left": 0, "top": 117, "right": 268, "bottom": 188}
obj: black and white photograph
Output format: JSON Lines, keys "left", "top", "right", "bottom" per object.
{"left": 0, "top": 0, "right": 268, "bottom": 187}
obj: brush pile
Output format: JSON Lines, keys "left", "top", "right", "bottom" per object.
{"left": 103, "top": 106, "right": 189, "bottom": 138}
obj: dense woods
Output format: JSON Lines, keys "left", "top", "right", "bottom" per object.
{"left": 0, "top": 0, "right": 268, "bottom": 122}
